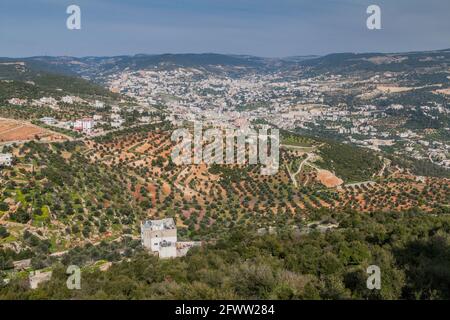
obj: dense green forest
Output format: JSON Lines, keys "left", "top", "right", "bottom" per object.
{"left": 1, "top": 209, "right": 450, "bottom": 300}
{"left": 317, "top": 142, "right": 383, "bottom": 182}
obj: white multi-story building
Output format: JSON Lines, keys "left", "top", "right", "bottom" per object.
{"left": 94, "top": 100, "right": 105, "bottom": 109}
{"left": 0, "top": 153, "right": 13, "bottom": 167}
{"left": 141, "top": 218, "right": 177, "bottom": 258}
{"left": 141, "top": 218, "right": 202, "bottom": 259}
{"left": 74, "top": 118, "right": 95, "bottom": 133}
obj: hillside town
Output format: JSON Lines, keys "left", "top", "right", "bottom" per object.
{"left": 107, "top": 68, "right": 449, "bottom": 168}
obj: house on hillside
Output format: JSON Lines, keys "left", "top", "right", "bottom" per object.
{"left": 141, "top": 218, "right": 177, "bottom": 258}
{"left": 109, "top": 114, "right": 125, "bottom": 128}
{"left": 8, "top": 98, "right": 27, "bottom": 106}
{"left": 61, "top": 95, "right": 85, "bottom": 105}
{"left": 40, "top": 117, "right": 57, "bottom": 125}
{"left": 93, "top": 100, "right": 105, "bottom": 109}
{"left": 141, "top": 218, "right": 201, "bottom": 259}
{"left": 0, "top": 153, "right": 13, "bottom": 167}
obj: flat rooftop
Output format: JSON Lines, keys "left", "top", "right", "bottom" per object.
{"left": 142, "top": 218, "right": 176, "bottom": 231}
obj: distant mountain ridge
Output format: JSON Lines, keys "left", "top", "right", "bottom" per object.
{"left": 298, "top": 48, "right": 450, "bottom": 75}
{"left": 0, "top": 59, "right": 116, "bottom": 101}
{"left": 1, "top": 48, "right": 450, "bottom": 81}
{"left": 1, "top": 54, "right": 284, "bottom": 80}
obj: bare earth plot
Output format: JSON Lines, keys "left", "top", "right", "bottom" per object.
{"left": 316, "top": 169, "right": 343, "bottom": 188}
{"left": 376, "top": 85, "right": 414, "bottom": 93}
{"left": 434, "top": 88, "right": 450, "bottom": 95}
{"left": 0, "top": 118, "right": 68, "bottom": 144}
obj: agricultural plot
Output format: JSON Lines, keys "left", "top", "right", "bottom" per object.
{"left": 0, "top": 118, "right": 67, "bottom": 144}
{"left": 0, "top": 126, "right": 448, "bottom": 257}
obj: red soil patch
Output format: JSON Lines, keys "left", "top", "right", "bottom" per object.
{"left": 0, "top": 118, "right": 65, "bottom": 143}
{"left": 161, "top": 182, "right": 171, "bottom": 195}
{"left": 316, "top": 170, "right": 343, "bottom": 188}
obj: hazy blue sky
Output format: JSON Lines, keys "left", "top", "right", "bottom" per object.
{"left": 0, "top": 0, "right": 449, "bottom": 57}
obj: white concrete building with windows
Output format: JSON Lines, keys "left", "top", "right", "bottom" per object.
{"left": 141, "top": 218, "right": 201, "bottom": 259}
{"left": 74, "top": 118, "right": 95, "bottom": 133}
{"left": 141, "top": 218, "right": 177, "bottom": 258}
